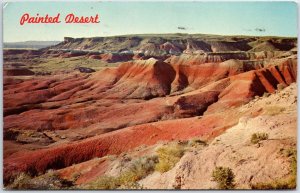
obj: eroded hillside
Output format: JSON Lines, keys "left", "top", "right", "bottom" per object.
{"left": 3, "top": 34, "right": 297, "bottom": 189}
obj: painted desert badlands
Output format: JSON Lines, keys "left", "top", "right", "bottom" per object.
{"left": 3, "top": 34, "right": 297, "bottom": 189}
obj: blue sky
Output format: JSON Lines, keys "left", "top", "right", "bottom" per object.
{"left": 3, "top": 1, "right": 298, "bottom": 42}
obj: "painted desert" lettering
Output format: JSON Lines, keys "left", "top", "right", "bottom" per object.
{"left": 19, "top": 13, "right": 100, "bottom": 25}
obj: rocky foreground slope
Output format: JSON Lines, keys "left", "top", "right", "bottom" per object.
{"left": 3, "top": 34, "right": 297, "bottom": 189}
{"left": 139, "top": 83, "right": 297, "bottom": 189}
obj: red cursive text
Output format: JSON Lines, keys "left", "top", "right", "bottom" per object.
{"left": 19, "top": 13, "right": 100, "bottom": 25}
{"left": 20, "top": 13, "right": 61, "bottom": 25}
{"left": 65, "top": 14, "right": 100, "bottom": 23}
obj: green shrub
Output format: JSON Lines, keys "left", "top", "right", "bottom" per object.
{"left": 119, "top": 156, "right": 158, "bottom": 185}
{"left": 251, "top": 133, "right": 269, "bottom": 144}
{"left": 155, "top": 144, "right": 185, "bottom": 173}
{"left": 83, "top": 156, "right": 157, "bottom": 189}
{"left": 212, "top": 167, "right": 235, "bottom": 189}
{"left": 84, "top": 176, "right": 120, "bottom": 190}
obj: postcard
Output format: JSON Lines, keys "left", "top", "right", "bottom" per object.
{"left": 2, "top": 1, "right": 298, "bottom": 190}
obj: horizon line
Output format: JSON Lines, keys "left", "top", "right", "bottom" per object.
{"left": 4, "top": 32, "right": 298, "bottom": 43}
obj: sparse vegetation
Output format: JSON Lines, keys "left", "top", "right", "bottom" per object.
{"left": 118, "top": 156, "right": 158, "bottom": 185}
{"left": 251, "top": 178, "right": 295, "bottom": 189}
{"left": 6, "top": 172, "right": 32, "bottom": 190}
{"left": 155, "top": 144, "right": 185, "bottom": 173}
{"left": 6, "top": 170, "right": 73, "bottom": 190}
{"left": 3, "top": 35, "right": 297, "bottom": 191}
{"left": 251, "top": 132, "right": 269, "bottom": 144}
{"left": 83, "top": 176, "right": 120, "bottom": 190}
{"left": 251, "top": 148, "right": 296, "bottom": 189}
{"left": 212, "top": 166, "right": 235, "bottom": 189}
{"left": 86, "top": 143, "right": 187, "bottom": 189}
{"left": 264, "top": 106, "right": 285, "bottom": 116}
{"left": 83, "top": 156, "right": 157, "bottom": 189}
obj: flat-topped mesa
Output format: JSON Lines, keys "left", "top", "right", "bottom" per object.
{"left": 50, "top": 35, "right": 297, "bottom": 55}
{"left": 64, "top": 37, "right": 74, "bottom": 43}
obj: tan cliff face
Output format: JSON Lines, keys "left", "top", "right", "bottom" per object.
{"left": 3, "top": 34, "right": 297, "bottom": 189}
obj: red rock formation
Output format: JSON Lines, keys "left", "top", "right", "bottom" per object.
{"left": 3, "top": 58, "right": 296, "bottom": 131}
{"left": 3, "top": 54, "right": 297, "bottom": 183}
{"left": 3, "top": 34, "right": 298, "bottom": 188}
{"left": 3, "top": 110, "right": 238, "bottom": 183}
